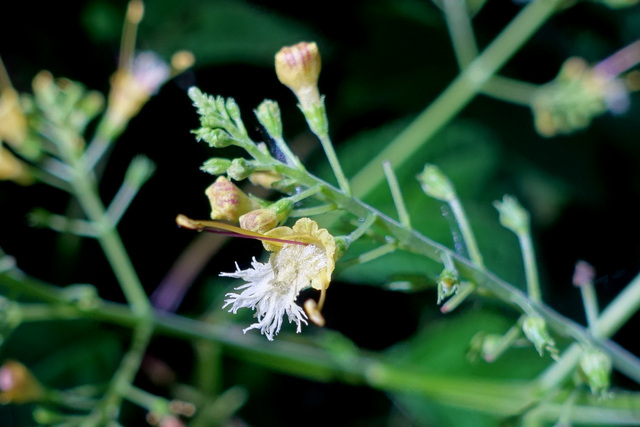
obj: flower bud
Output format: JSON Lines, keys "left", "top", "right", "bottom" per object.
{"left": 226, "top": 158, "right": 255, "bottom": 181}
{"left": 416, "top": 164, "right": 455, "bottom": 202}
{"left": 106, "top": 51, "right": 170, "bottom": 130}
{"left": 0, "top": 146, "right": 32, "bottom": 185}
{"left": 254, "top": 100, "right": 283, "bottom": 140}
{"left": 437, "top": 269, "right": 459, "bottom": 304}
{"left": 248, "top": 170, "right": 283, "bottom": 189}
{"left": 205, "top": 176, "right": 261, "bottom": 222}
{"left": 0, "top": 360, "right": 46, "bottom": 404}
{"left": 194, "top": 127, "right": 234, "bottom": 148}
{"left": 522, "top": 315, "right": 557, "bottom": 357}
{"left": 239, "top": 199, "right": 293, "bottom": 233}
{"left": 275, "top": 42, "right": 322, "bottom": 111}
{"left": 200, "top": 158, "right": 232, "bottom": 175}
{"left": 0, "top": 87, "right": 27, "bottom": 148}
{"left": 170, "top": 50, "right": 195, "bottom": 74}
{"left": 494, "top": 195, "right": 529, "bottom": 235}
{"left": 579, "top": 349, "right": 612, "bottom": 396}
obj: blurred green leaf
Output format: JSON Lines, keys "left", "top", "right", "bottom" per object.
{"left": 138, "top": 0, "right": 321, "bottom": 66}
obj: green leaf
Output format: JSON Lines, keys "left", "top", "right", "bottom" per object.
{"left": 138, "top": 0, "right": 321, "bottom": 66}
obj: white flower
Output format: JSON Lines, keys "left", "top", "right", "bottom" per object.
{"left": 221, "top": 243, "right": 328, "bottom": 341}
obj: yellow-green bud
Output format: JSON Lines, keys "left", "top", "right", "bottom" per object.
{"left": 522, "top": 315, "right": 557, "bottom": 357}
{"left": 417, "top": 164, "right": 455, "bottom": 202}
{"left": 275, "top": 42, "right": 322, "bottom": 111}
{"left": 579, "top": 349, "right": 612, "bottom": 396}
{"left": 437, "top": 269, "right": 459, "bottom": 304}
{"left": 205, "top": 176, "right": 261, "bottom": 222}
{"left": 494, "top": 195, "right": 530, "bottom": 235}
{"left": 239, "top": 199, "right": 293, "bottom": 233}
{"left": 200, "top": 158, "right": 232, "bottom": 175}
{"left": 254, "top": 100, "right": 283, "bottom": 140}
{"left": 227, "top": 158, "right": 255, "bottom": 181}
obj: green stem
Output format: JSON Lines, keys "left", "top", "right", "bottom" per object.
{"left": 350, "top": 0, "right": 562, "bottom": 199}
{"left": 317, "top": 132, "right": 351, "bottom": 196}
{"left": 443, "top": 0, "right": 478, "bottom": 68}
{"left": 68, "top": 164, "right": 151, "bottom": 317}
{"left": 90, "top": 321, "right": 154, "bottom": 426}
{"left": 448, "top": 197, "right": 483, "bottom": 267}
{"left": 481, "top": 76, "right": 538, "bottom": 106}
{"left": 518, "top": 231, "right": 541, "bottom": 302}
{"left": 383, "top": 161, "right": 411, "bottom": 229}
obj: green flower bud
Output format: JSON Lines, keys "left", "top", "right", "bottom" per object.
{"left": 255, "top": 100, "right": 283, "bottom": 140}
{"left": 200, "top": 158, "right": 232, "bottom": 175}
{"left": 522, "top": 315, "right": 557, "bottom": 357}
{"left": 579, "top": 349, "right": 612, "bottom": 396}
{"left": 437, "top": 268, "right": 459, "bottom": 304}
{"left": 194, "top": 127, "right": 234, "bottom": 148}
{"left": 226, "top": 158, "right": 255, "bottom": 181}
{"left": 494, "top": 195, "right": 530, "bottom": 235}
{"left": 416, "top": 164, "right": 455, "bottom": 202}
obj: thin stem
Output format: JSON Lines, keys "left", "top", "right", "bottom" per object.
{"left": 443, "top": 0, "right": 478, "bottom": 68}
{"left": 317, "top": 132, "right": 351, "bottom": 196}
{"left": 448, "top": 197, "right": 483, "bottom": 267}
{"left": 383, "top": 161, "right": 412, "bottom": 229}
{"left": 579, "top": 282, "right": 599, "bottom": 332}
{"left": 346, "top": 213, "right": 378, "bottom": 244}
{"left": 350, "top": 0, "right": 563, "bottom": 199}
{"left": 118, "top": 0, "right": 143, "bottom": 72}
{"left": 106, "top": 184, "right": 138, "bottom": 227}
{"left": 290, "top": 203, "right": 337, "bottom": 217}
{"left": 356, "top": 243, "right": 396, "bottom": 265}
{"left": 90, "top": 321, "right": 154, "bottom": 426}
{"left": 518, "top": 231, "right": 541, "bottom": 303}
{"left": 287, "top": 185, "right": 322, "bottom": 204}
{"left": 441, "top": 281, "right": 476, "bottom": 313}
{"left": 273, "top": 135, "right": 304, "bottom": 170}
{"left": 481, "top": 76, "right": 538, "bottom": 106}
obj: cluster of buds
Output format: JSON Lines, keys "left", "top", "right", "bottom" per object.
{"left": 531, "top": 56, "right": 631, "bottom": 137}
{"left": 204, "top": 176, "right": 293, "bottom": 234}
{"left": 104, "top": 0, "right": 194, "bottom": 134}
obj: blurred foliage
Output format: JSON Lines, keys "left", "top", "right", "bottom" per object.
{"left": 1, "top": 0, "right": 640, "bottom": 425}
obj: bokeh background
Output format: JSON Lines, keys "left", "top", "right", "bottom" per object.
{"left": 1, "top": 0, "right": 640, "bottom": 425}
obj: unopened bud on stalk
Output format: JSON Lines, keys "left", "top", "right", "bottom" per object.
{"left": 275, "top": 42, "right": 322, "bottom": 111}
{"left": 417, "top": 164, "right": 455, "bottom": 202}
{"left": 0, "top": 360, "right": 46, "bottom": 404}
{"left": 205, "top": 176, "right": 261, "bottom": 222}
{"left": 494, "top": 195, "right": 530, "bottom": 235}
{"left": 522, "top": 315, "right": 557, "bottom": 357}
{"left": 227, "top": 158, "right": 255, "bottom": 181}
{"left": 239, "top": 199, "right": 293, "bottom": 233}
{"left": 579, "top": 349, "right": 612, "bottom": 396}
{"left": 200, "top": 158, "right": 232, "bottom": 175}
{"left": 255, "top": 100, "right": 283, "bottom": 140}
{"left": 437, "top": 268, "right": 459, "bottom": 304}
